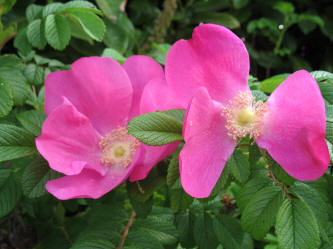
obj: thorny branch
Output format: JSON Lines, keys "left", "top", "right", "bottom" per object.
{"left": 260, "top": 149, "right": 292, "bottom": 200}
{"left": 117, "top": 210, "right": 136, "bottom": 249}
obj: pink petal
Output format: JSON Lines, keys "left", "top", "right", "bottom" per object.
{"left": 36, "top": 98, "right": 104, "bottom": 176}
{"left": 256, "top": 70, "right": 329, "bottom": 180}
{"left": 123, "top": 55, "right": 165, "bottom": 118}
{"left": 44, "top": 57, "right": 133, "bottom": 135}
{"left": 180, "top": 88, "right": 236, "bottom": 198}
{"left": 140, "top": 77, "right": 186, "bottom": 113}
{"left": 46, "top": 146, "right": 144, "bottom": 200}
{"left": 165, "top": 24, "right": 250, "bottom": 107}
{"left": 129, "top": 143, "right": 179, "bottom": 182}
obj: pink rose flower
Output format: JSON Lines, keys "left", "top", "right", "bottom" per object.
{"left": 36, "top": 56, "right": 177, "bottom": 200}
{"left": 141, "top": 24, "right": 330, "bottom": 198}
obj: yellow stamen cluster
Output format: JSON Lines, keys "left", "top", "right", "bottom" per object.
{"left": 99, "top": 127, "right": 140, "bottom": 168}
{"left": 221, "top": 91, "right": 267, "bottom": 140}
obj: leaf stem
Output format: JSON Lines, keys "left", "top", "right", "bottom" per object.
{"left": 117, "top": 210, "right": 136, "bottom": 249}
{"left": 260, "top": 148, "right": 292, "bottom": 199}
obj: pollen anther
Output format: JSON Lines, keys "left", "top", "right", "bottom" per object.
{"left": 221, "top": 91, "right": 267, "bottom": 140}
{"left": 99, "top": 127, "right": 140, "bottom": 168}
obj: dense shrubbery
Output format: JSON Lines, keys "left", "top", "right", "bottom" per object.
{"left": 1, "top": 1, "right": 333, "bottom": 249}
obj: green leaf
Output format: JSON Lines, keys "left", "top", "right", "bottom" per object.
{"left": 326, "top": 105, "right": 333, "bottom": 122}
{"left": 0, "top": 0, "right": 16, "bottom": 15}
{"left": 103, "top": 18, "right": 130, "bottom": 54}
{"left": 232, "top": 0, "right": 248, "bottom": 9}
{"left": 193, "top": 213, "right": 219, "bottom": 249}
{"left": 251, "top": 90, "right": 268, "bottom": 101}
{"left": 26, "top": 4, "right": 43, "bottom": 22}
{"left": 127, "top": 167, "right": 165, "bottom": 202}
{"left": 95, "top": 0, "right": 122, "bottom": 19}
{"left": 27, "top": 19, "right": 47, "bottom": 50}
{"left": 276, "top": 198, "right": 320, "bottom": 249}
{"left": 132, "top": 215, "right": 178, "bottom": 246}
{"left": 22, "top": 156, "right": 59, "bottom": 198}
{"left": 228, "top": 149, "right": 250, "bottom": 184}
{"left": 213, "top": 214, "right": 245, "bottom": 249}
{"left": 319, "top": 86, "right": 333, "bottom": 104}
{"left": 298, "top": 14, "right": 324, "bottom": 27}
{"left": 290, "top": 182, "right": 329, "bottom": 239}
{"left": 169, "top": 181, "right": 194, "bottom": 211}
{"left": 129, "top": 196, "right": 153, "bottom": 218}
{"left": 175, "top": 212, "right": 195, "bottom": 248}
{"left": 236, "top": 176, "right": 273, "bottom": 212}
{"left": 196, "top": 12, "right": 240, "bottom": 29}
{"left": 0, "top": 0, "right": 16, "bottom": 16}
{"left": 70, "top": 239, "right": 115, "bottom": 249}
{"left": 0, "top": 169, "right": 11, "bottom": 187}
{"left": 62, "top": 1, "right": 102, "bottom": 15}
{"left": 312, "top": 71, "right": 333, "bottom": 104}
{"left": 42, "top": 2, "right": 64, "bottom": 17}
{"left": 0, "top": 79, "right": 13, "bottom": 117}
{"left": 66, "top": 10, "right": 105, "bottom": 41}
{"left": 147, "top": 43, "right": 171, "bottom": 65}
{"left": 45, "top": 14, "right": 71, "bottom": 50}
{"left": 241, "top": 185, "right": 285, "bottom": 239}
{"left": 0, "top": 67, "right": 31, "bottom": 106}
{"left": 34, "top": 225, "right": 71, "bottom": 249}
{"left": 311, "top": 70, "right": 333, "bottom": 83}
{"left": 102, "top": 48, "right": 126, "bottom": 64}
{"left": 14, "top": 28, "right": 33, "bottom": 56}
{"left": 23, "top": 64, "right": 45, "bottom": 86}
{"left": 274, "top": 1, "right": 294, "bottom": 14}
{"left": 248, "top": 142, "right": 261, "bottom": 167}
{"left": 126, "top": 230, "right": 164, "bottom": 249}
{"left": 127, "top": 110, "right": 184, "bottom": 146}
{"left": 0, "top": 174, "right": 21, "bottom": 218}
{"left": 166, "top": 147, "right": 180, "bottom": 188}
{"left": 16, "top": 110, "right": 45, "bottom": 137}
{"left": 0, "top": 124, "right": 36, "bottom": 162}
{"left": 265, "top": 153, "right": 295, "bottom": 185}
{"left": 163, "top": 109, "right": 185, "bottom": 122}
{"left": 259, "top": 74, "right": 290, "bottom": 93}
{"left": 210, "top": 161, "right": 232, "bottom": 196}
{"left": 326, "top": 122, "right": 333, "bottom": 144}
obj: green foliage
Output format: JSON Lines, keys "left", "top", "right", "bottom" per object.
{"left": 241, "top": 185, "right": 285, "bottom": 239}
{"left": 228, "top": 149, "right": 250, "bottom": 184}
{"left": 276, "top": 198, "right": 320, "bottom": 249}
{"left": 0, "top": 172, "right": 21, "bottom": 218}
{"left": 22, "top": 156, "right": 59, "bottom": 198}
{"left": 0, "top": 79, "right": 13, "bottom": 117}
{"left": 16, "top": 1, "right": 105, "bottom": 51}
{"left": 16, "top": 110, "right": 46, "bottom": 136}
{"left": 45, "top": 14, "right": 71, "bottom": 50}
{"left": 0, "top": 124, "right": 36, "bottom": 162}
{"left": 193, "top": 213, "right": 219, "bottom": 249}
{"left": 213, "top": 214, "right": 249, "bottom": 249}
{"left": 127, "top": 109, "right": 184, "bottom": 146}
{"left": 259, "top": 74, "right": 289, "bottom": 93}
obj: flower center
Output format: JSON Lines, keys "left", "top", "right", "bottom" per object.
{"left": 236, "top": 108, "right": 255, "bottom": 126}
{"left": 99, "top": 127, "right": 140, "bottom": 168}
{"left": 221, "top": 91, "right": 267, "bottom": 140}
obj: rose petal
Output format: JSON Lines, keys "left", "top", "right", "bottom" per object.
{"left": 129, "top": 143, "right": 179, "bottom": 182}
{"left": 180, "top": 88, "right": 236, "bottom": 198}
{"left": 46, "top": 146, "right": 144, "bottom": 200}
{"left": 256, "top": 70, "right": 329, "bottom": 180}
{"left": 36, "top": 98, "right": 104, "bottom": 176}
{"left": 123, "top": 55, "right": 165, "bottom": 118}
{"left": 165, "top": 24, "right": 250, "bottom": 107}
{"left": 139, "top": 77, "right": 180, "bottom": 113}
{"left": 44, "top": 57, "right": 133, "bottom": 134}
